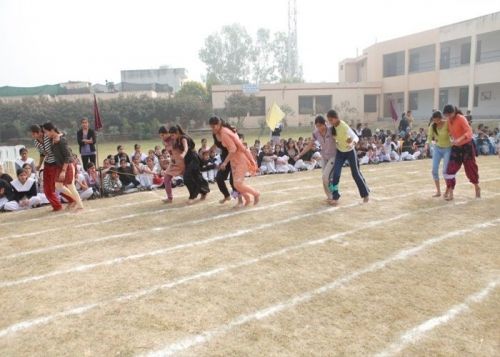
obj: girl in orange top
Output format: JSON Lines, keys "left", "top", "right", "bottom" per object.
{"left": 443, "top": 105, "right": 480, "bottom": 201}
{"left": 209, "top": 117, "right": 260, "bottom": 207}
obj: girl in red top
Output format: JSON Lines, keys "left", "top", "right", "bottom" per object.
{"left": 443, "top": 105, "right": 480, "bottom": 201}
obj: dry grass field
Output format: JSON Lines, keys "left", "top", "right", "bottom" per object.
{"left": 0, "top": 156, "right": 499, "bottom": 356}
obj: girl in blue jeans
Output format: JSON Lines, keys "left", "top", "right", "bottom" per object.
{"left": 424, "top": 110, "right": 451, "bottom": 198}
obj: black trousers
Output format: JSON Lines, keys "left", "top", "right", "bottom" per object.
{"left": 81, "top": 154, "right": 96, "bottom": 171}
{"left": 216, "top": 162, "right": 235, "bottom": 198}
{"left": 184, "top": 156, "right": 210, "bottom": 199}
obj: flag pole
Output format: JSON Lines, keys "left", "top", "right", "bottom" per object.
{"left": 93, "top": 92, "right": 104, "bottom": 197}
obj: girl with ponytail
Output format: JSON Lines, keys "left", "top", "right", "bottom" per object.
{"left": 169, "top": 125, "right": 209, "bottom": 204}
{"left": 209, "top": 116, "right": 260, "bottom": 207}
{"left": 442, "top": 104, "right": 480, "bottom": 200}
{"left": 424, "top": 111, "right": 451, "bottom": 197}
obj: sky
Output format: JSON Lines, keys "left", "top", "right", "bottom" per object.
{"left": 0, "top": 0, "right": 498, "bottom": 87}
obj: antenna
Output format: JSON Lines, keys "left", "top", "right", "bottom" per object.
{"left": 287, "top": 0, "right": 299, "bottom": 80}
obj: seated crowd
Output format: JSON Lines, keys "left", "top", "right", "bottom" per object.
{"left": 0, "top": 122, "right": 498, "bottom": 212}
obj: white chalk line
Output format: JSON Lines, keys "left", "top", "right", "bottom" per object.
{"left": 0, "top": 193, "right": 496, "bottom": 338}
{"left": 140, "top": 218, "right": 500, "bottom": 357}
{"left": 374, "top": 278, "right": 500, "bottom": 357}
{"left": 0, "top": 183, "right": 318, "bottom": 241}
{"left": 2, "top": 174, "right": 498, "bottom": 260}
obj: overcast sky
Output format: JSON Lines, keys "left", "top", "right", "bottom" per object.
{"left": 0, "top": 0, "right": 498, "bottom": 87}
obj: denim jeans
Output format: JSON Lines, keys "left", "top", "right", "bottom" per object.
{"left": 432, "top": 146, "right": 451, "bottom": 181}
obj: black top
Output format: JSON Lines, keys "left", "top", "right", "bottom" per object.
{"left": 52, "top": 136, "right": 74, "bottom": 165}
{"left": 213, "top": 134, "right": 229, "bottom": 160}
{"left": 0, "top": 178, "right": 15, "bottom": 201}
{"left": 77, "top": 128, "right": 96, "bottom": 154}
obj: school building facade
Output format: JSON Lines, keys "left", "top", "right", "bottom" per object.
{"left": 212, "top": 12, "right": 500, "bottom": 127}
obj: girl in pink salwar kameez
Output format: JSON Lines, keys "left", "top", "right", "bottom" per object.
{"left": 209, "top": 117, "right": 260, "bottom": 207}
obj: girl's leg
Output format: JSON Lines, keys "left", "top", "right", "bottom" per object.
{"left": 164, "top": 174, "right": 173, "bottom": 201}
{"left": 432, "top": 147, "right": 443, "bottom": 196}
{"left": 462, "top": 142, "right": 480, "bottom": 198}
{"left": 329, "top": 153, "right": 345, "bottom": 203}
{"left": 347, "top": 150, "right": 369, "bottom": 201}
{"left": 321, "top": 157, "right": 335, "bottom": 200}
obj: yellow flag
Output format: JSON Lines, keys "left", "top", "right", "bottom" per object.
{"left": 266, "top": 102, "right": 285, "bottom": 130}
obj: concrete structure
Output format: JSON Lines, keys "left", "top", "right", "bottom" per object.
{"left": 212, "top": 82, "right": 381, "bottom": 128}
{"left": 340, "top": 11, "right": 500, "bottom": 120}
{"left": 120, "top": 66, "right": 187, "bottom": 93}
{"left": 212, "top": 12, "right": 500, "bottom": 126}
{"left": 0, "top": 91, "right": 172, "bottom": 103}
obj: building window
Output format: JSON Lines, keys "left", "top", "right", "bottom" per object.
{"left": 409, "top": 92, "right": 418, "bottom": 111}
{"left": 315, "top": 96, "right": 332, "bottom": 114}
{"left": 250, "top": 97, "right": 266, "bottom": 116}
{"left": 476, "top": 40, "right": 482, "bottom": 62}
{"left": 461, "top": 42, "right": 471, "bottom": 65}
{"left": 383, "top": 51, "right": 405, "bottom": 77}
{"left": 298, "top": 95, "right": 332, "bottom": 115}
{"left": 440, "top": 47, "right": 450, "bottom": 69}
{"left": 473, "top": 86, "right": 479, "bottom": 107}
{"left": 439, "top": 89, "right": 448, "bottom": 111}
{"left": 364, "top": 95, "right": 377, "bottom": 113}
{"left": 298, "top": 96, "right": 314, "bottom": 114}
{"left": 459, "top": 87, "right": 469, "bottom": 108}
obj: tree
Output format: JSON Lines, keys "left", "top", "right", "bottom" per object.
{"left": 252, "top": 29, "right": 278, "bottom": 83}
{"left": 224, "top": 93, "right": 260, "bottom": 128}
{"left": 199, "top": 24, "right": 254, "bottom": 84}
{"left": 176, "top": 81, "right": 209, "bottom": 103}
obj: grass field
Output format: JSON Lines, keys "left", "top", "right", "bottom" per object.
{"left": 0, "top": 156, "right": 499, "bottom": 356}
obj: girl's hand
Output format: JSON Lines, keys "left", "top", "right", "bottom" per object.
{"left": 59, "top": 171, "right": 66, "bottom": 180}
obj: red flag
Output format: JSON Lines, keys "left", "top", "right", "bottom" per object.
{"left": 93, "top": 94, "right": 103, "bottom": 131}
{"left": 389, "top": 98, "right": 398, "bottom": 122}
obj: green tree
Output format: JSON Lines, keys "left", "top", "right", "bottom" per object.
{"left": 224, "top": 93, "right": 260, "bottom": 128}
{"left": 199, "top": 24, "right": 254, "bottom": 84}
{"left": 252, "top": 28, "right": 278, "bottom": 83}
{"left": 176, "top": 81, "right": 209, "bottom": 103}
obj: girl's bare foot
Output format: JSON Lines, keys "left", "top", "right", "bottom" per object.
{"left": 200, "top": 193, "right": 208, "bottom": 201}
{"left": 186, "top": 199, "right": 196, "bottom": 205}
{"left": 162, "top": 197, "right": 173, "bottom": 203}
{"left": 432, "top": 192, "right": 441, "bottom": 197}
{"left": 445, "top": 190, "right": 454, "bottom": 201}
{"left": 475, "top": 185, "right": 481, "bottom": 198}
{"left": 363, "top": 196, "right": 369, "bottom": 203}
{"left": 329, "top": 199, "right": 338, "bottom": 206}
{"left": 253, "top": 193, "right": 260, "bottom": 205}
{"left": 219, "top": 197, "right": 231, "bottom": 204}
{"left": 66, "top": 202, "right": 77, "bottom": 210}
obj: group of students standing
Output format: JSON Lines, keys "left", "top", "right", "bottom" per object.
{"left": 426, "top": 104, "right": 481, "bottom": 200}
{"left": 158, "top": 117, "right": 260, "bottom": 208}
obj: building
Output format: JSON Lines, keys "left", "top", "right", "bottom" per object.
{"left": 212, "top": 12, "right": 500, "bottom": 127}
{"left": 120, "top": 66, "right": 187, "bottom": 93}
{"left": 211, "top": 82, "right": 381, "bottom": 128}
{"left": 339, "top": 11, "right": 500, "bottom": 120}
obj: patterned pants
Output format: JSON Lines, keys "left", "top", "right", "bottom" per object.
{"left": 444, "top": 142, "right": 479, "bottom": 189}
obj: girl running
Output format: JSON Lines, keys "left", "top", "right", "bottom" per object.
{"left": 424, "top": 110, "right": 451, "bottom": 198}
{"left": 209, "top": 116, "right": 259, "bottom": 207}
{"left": 158, "top": 126, "right": 185, "bottom": 203}
{"left": 326, "top": 110, "right": 369, "bottom": 206}
{"left": 442, "top": 104, "right": 480, "bottom": 201}
{"left": 169, "top": 125, "right": 209, "bottom": 204}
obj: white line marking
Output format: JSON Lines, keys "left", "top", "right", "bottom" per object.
{"left": 1, "top": 196, "right": 497, "bottom": 338}
{"left": 140, "top": 218, "right": 500, "bottom": 356}
{"left": 374, "top": 278, "right": 500, "bottom": 357}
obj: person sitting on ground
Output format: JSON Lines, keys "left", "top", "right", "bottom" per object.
{"left": 117, "top": 158, "right": 141, "bottom": 190}
{"left": 0, "top": 177, "right": 15, "bottom": 211}
{"left": 75, "top": 170, "right": 95, "bottom": 200}
{"left": 258, "top": 144, "right": 277, "bottom": 174}
{"left": 200, "top": 150, "right": 217, "bottom": 183}
{"left": 103, "top": 168, "right": 122, "bottom": 196}
{"left": 114, "top": 145, "right": 130, "bottom": 166}
{"left": 4, "top": 169, "right": 45, "bottom": 211}
{"left": 131, "top": 143, "right": 147, "bottom": 163}
{"left": 15, "top": 147, "right": 36, "bottom": 173}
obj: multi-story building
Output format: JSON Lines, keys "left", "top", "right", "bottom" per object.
{"left": 339, "top": 11, "right": 500, "bottom": 120}
{"left": 212, "top": 11, "right": 500, "bottom": 127}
